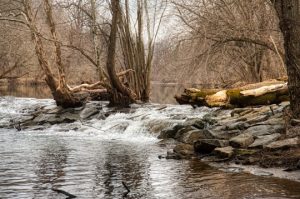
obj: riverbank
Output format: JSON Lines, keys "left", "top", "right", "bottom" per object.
{"left": 158, "top": 101, "right": 300, "bottom": 172}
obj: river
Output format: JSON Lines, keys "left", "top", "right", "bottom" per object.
{"left": 0, "top": 85, "right": 300, "bottom": 199}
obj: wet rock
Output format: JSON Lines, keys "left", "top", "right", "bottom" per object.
{"left": 33, "top": 113, "right": 78, "bottom": 125}
{"left": 147, "top": 120, "right": 174, "bottom": 134}
{"left": 213, "top": 146, "right": 234, "bottom": 158}
{"left": 202, "top": 129, "right": 240, "bottom": 140}
{"left": 158, "top": 124, "right": 184, "bottom": 139}
{"left": 80, "top": 107, "right": 100, "bottom": 119}
{"left": 202, "top": 114, "right": 218, "bottom": 125}
{"left": 174, "top": 126, "right": 196, "bottom": 140}
{"left": 256, "top": 117, "right": 285, "bottom": 126}
{"left": 265, "top": 137, "right": 300, "bottom": 150}
{"left": 234, "top": 149, "right": 257, "bottom": 156}
{"left": 157, "top": 138, "right": 178, "bottom": 147}
{"left": 225, "top": 121, "right": 248, "bottom": 130}
{"left": 291, "top": 119, "right": 300, "bottom": 126}
{"left": 192, "top": 120, "right": 206, "bottom": 129}
{"left": 194, "top": 139, "right": 229, "bottom": 154}
{"left": 249, "top": 133, "right": 281, "bottom": 148}
{"left": 246, "top": 115, "right": 269, "bottom": 125}
{"left": 176, "top": 129, "right": 206, "bottom": 144}
{"left": 166, "top": 150, "right": 181, "bottom": 160}
{"left": 243, "top": 125, "right": 285, "bottom": 137}
{"left": 229, "top": 133, "right": 254, "bottom": 148}
{"left": 173, "top": 143, "right": 194, "bottom": 157}
{"left": 231, "top": 108, "right": 253, "bottom": 117}
{"left": 183, "top": 118, "right": 206, "bottom": 129}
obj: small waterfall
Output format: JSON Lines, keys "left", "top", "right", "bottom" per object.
{"left": 0, "top": 97, "right": 214, "bottom": 142}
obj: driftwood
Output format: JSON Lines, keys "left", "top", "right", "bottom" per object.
{"left": 175, "top": 79, "right": 289, "bottom": 107}
{"left": 69, "top": 69, "right": 134, "bottom": 93}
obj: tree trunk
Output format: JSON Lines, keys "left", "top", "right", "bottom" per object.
{"left": 23, "top": 0, "right": 83, "bottom": 108}
{"left": 175, "top": 79, "right": 289, "bottom": 107}
{"left": 273, "top": 0, "right": 300, "bottom": 118}
{"left": 106, "top": 0, "right": 136, "bottom": 106}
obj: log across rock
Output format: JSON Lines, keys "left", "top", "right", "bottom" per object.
{"left": 175, "top": 79, "right": 289, "bottom": 107}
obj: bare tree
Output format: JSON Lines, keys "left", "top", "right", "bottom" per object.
{"left": 22, "top": 0, "right": 83, "bottom": 107}
{"left": 157, "top": 0, "right": 285, "bottom": 86}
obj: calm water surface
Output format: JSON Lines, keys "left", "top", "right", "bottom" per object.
{"left": 0, "top": 86, "right": 300, "bottom": 199}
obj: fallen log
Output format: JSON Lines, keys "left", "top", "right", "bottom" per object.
{"left": 175, "top": 79, "right": 290, "bottom": 107}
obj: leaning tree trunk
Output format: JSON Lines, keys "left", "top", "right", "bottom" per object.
{"left": 273, "top": 0, "right": 300, "bottom": 118}
{"left": 106, "top": 0, "right": 136, "bottom": 106}
{"left": 23, "top": 0, "right": 82, "bottom": 108}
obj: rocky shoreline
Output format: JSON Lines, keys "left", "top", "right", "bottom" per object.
{"left": 3, "top": 98, "right": 299, "bottom": 174}
{"left": 158, "top": 102, "right": 300, "bottom": 171}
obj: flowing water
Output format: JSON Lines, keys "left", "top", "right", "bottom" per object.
{"left": 0, "top": 87, "right": 300, "bottom": 199}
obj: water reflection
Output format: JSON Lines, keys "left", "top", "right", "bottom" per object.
{"left": 0, "top": 83, "right": 51, "bottom": 99}
{"left": 1, "top": 129, "right": 300, "bottom": 199}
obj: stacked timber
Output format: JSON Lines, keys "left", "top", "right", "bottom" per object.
{"left": 175, "top": 79, "right": 290, "bottom": 107}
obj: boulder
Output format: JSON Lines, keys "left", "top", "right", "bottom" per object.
{"left": 225, "top": 121, "right": 249, "bottom": 130}
{"left": 174, "top": 126, "right": 196, "bottom": 140}
{"left": 213, "top": 146, "right": 234, "bottom": 158}
{"left": 229, "top": 133, "right": 254, "bottom": 148}
{"left": 243, "top": 125, "right": 285, "bottom": 137}
{"left": 177, "top": 129, "right": 206, "bottom": 144}
{"left": 173, "top": 143, "right": 194, "bottom": 157}
{"left": 158, "top": 124, "right": 184, "bottom": 139}
{"left": 183, "top": 118, "right": 206, "bottom": 129}
{"left": 80, "top": 107, "right": 100, "bottom": 119}
{"left": 33, "top": 112, "right": 78, "bottom": 125}
{"left": 265, "top": 137, "right": 300, "bottom": 150}
{"left": 157, "top": 138, "right": 178, "bottom": 147}
{"left": 203, "top": 129, "right": 241, "bottom": 140}
{"left": 249, "top": 133, "right": 281, "bottom": 148}
{"left": 194, "top": 139, "right": 229, "bottom": 154}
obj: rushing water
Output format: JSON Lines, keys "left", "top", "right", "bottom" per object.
{"left": 1, "top": 91, "right": 300, "bottom": 198}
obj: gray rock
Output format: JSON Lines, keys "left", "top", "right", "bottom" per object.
{"left": 33, "top": 110, "right": 79, "bottom": 125}
{"left": 157, "top": 138, "right": 178, "bottom": 148}
{"left": 265, "top": 137, "right": 300, "bottom": 150}
{"left": 166, "top": 150, "right": 181, "bottom": 160}
{"left": 244, "top": 125, "right": 285, "bottom": 137}
{"left": 213, "top": 146, "right": 234, "bottom": 158}
{"left": 246, "top": 115, "right": 269, "bottom": 125}
{"left": 173, "top": 143, "right": 194, "bottom": 157}
{"left": 177, "top": 129, "right": 206, "bottom": 144}
{"left": 175, "top": 126, "right": 196, "bottom": 140}
{"left": 229, "top": 133, "right": 254, "bottom": 148}
{"left": 80, "top": 107, "right": 100, "bottom": 119}
{"left": 194, "top": 139, "right": 229, "bottom": 154}
{"left": 225, "top": 121, "right": 248, "bottom": 130}
{"left": 158, "top": 124, "right": 184, "bottom": 139}
{"left": 183, "top": 118, "right": 206, "bottom": 129}
{"left": 291, "top": 119, "right": 300, "bottom": 126}
{"left": 249, "top": 133, "right": 281, "bottom": 148}
{"left": 257, "top": 117, "right": 285, "bottom": 126}
{"left": 203, "top": 129, "right": 241, "bottom": 140}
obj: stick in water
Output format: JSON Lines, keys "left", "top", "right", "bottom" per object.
{"left": 122, "top": 181, "right": 130, "bottom": 197}
{"left": 51, "top": 188, "right": 77, "bottom": 198}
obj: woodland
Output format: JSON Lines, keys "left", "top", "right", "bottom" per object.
{"left": 0, "top": 0, "right": 300, "bottom": 118}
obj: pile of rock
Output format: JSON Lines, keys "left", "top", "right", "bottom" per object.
{"left": 158, "top": 102, "right": 300, "bottom": 167}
